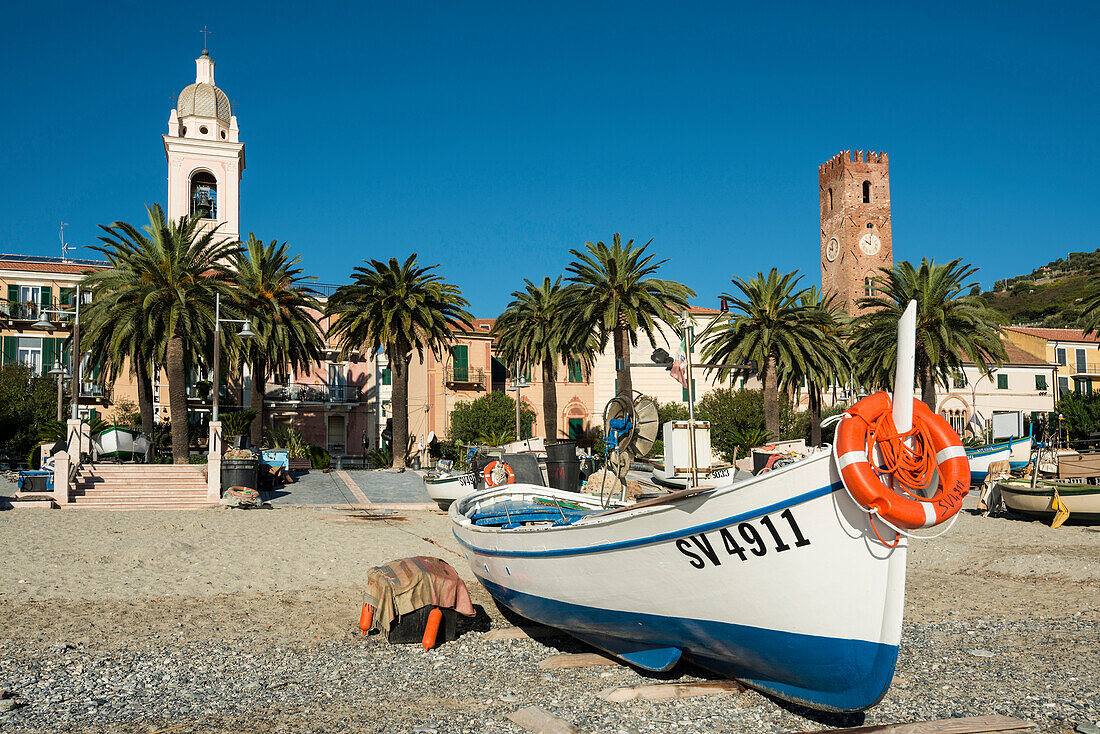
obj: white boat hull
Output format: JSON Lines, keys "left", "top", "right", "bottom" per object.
{"left": 92, "top": 427, "right": 152, "bottom": 462}
{"left": 965, "top": 447, "right": 1011, "bottom": 484}
{"left": 451, "top": 449, "right": 907, "bottom": 712}
{"left": 424, "top": 472, "right": 477, "bottom": 509}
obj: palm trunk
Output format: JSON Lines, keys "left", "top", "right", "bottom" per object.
{"left": 250, "top": 356, "right": 265, "bottom": 447}
{"left": 390, "top": 340, "right": 409, "bottom": 471}
{"left": 613, "top": 318, "right": 631, "bottom": 396}
{"left": 762, "top": 353, "right": 779, "bottom": 437}
{"left": 135, "top": 357, "right": 155, "bottom": 437}
{"left": 809, "top": 383, "right": 822, "bottom": 446}
{"left": 541, "top": 358, "right": 558, "bottom": 439}
{"left": 919, "top": 357, "right": 937, "bottom": 412}
{"left": 166, "top": 334, "right": 189, "bottom": 464}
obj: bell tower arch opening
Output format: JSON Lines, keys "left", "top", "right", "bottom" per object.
{"left": 189, "top": 170, "right": 218, "bottom": 220}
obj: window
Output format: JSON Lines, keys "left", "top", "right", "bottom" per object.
{"left": 1058, "top": 376, "right": 1069, "bottom": 396}
{"left": 381, "top": 367, "right": 391, "bottom": 386}
{"left": 568, "top": 418, "right": 584, "bottom": 440}
{"left": 828, "top": 188, "right": 833, "bottom": 210}
{"left": 862, "top": 180, "right": 871, "bottom": 203}
{"left": 863, "top": 277, "right": 875, "bottom": 297}
{"left": 189, "top": 170, "right": 218, "bottom": 219}
{"left": 451, "top": 345, "right": 468, "bottom": 381}
{"left": 682, "top": 378, "right": 696, "bottom": 403}
{"left": 997, "top": 374, "right": 1008, "bottom": 390}
{"left": 1056, "top": 347, "right": 1066, "bottom": 366}
{"left": 866, "top": 222, "right": 873, "bottom": 228}
{"left": 942, "top": 410, "right": 966, "bottom": 435}
{"left": 1076, "top": 378, "right": 1093, "bottom": 396}
{"left": 567, "top": 359, "right": 584, "bottom": 383}
{"left": 953, "top": 371, "right": 967, "bottom": 389}
{"left": 1035, "top": 374, "right": 1047, "bottom": 391}
{"left": 16, "top": 337, "right": 43, "bottom": 374}
{"left": 1076, "top": 348, "right": 1087, "bottom": 373}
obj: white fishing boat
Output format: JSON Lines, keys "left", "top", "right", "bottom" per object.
{"left": 965, "top": 444, "right": 1012, "bottom": 484}
{"left": 966, "top": 436, "right": 1032, "bottom": 470}
{"left": 423, "top": 469, "right": 477, "bottom": 510}
{"left": 91, "top": 426, "right": 152, "bottom": 462}
{"left": 451, "top": 303, "right": 968, "bottom": 712}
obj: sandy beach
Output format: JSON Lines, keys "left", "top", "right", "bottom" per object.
{"left": 0, "top": 495, "right": 1097, "bottom": 733}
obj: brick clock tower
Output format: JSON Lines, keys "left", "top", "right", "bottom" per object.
{"left": 819, "top": 151, "right": 892, "bottom": 315}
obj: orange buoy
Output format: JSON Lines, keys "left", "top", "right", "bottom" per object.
{"left": 359, "top": 603, "right": 374, "bottom": 635}
{"left": 422, "top": 607, "right": 443, "bottom": 650}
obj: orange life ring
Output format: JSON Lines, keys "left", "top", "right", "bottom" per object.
{"left": 481, "top": 460, "right": 516, "bottom": 487}
{"left": 835, "top": 391, "right": 970, "bottom": 530}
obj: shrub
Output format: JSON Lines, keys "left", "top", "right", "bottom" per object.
{"left": 450, "top": 392, "right": 537, "bottom": 444}
{"left": 220, "top": 410, "right": 258, "bottom": 438}
{"left": 308, "top": 444, "right": 331, "bottom": 470}
{"left": 696, "top": 388, "right": 799, "bottom": 461}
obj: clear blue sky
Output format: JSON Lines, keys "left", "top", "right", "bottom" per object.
{"left": 2, "top": 1, "right": 1097, "bottom": 316}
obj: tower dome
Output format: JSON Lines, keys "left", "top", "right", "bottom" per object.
{"left": 177, "top": 82, "right": 231, "bottom": 122}
{"left": 176, "top": 51, "right": 231, "bottom": 122}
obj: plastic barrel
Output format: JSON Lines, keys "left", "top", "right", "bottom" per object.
{"left": 546, "top": 458, "right": 581, "bottom": 492}
{"left": 545, "top": 440, "right": 577, "bottom": 463}
{"left": 221, "top": 458, "right": 259, "bottom": 493}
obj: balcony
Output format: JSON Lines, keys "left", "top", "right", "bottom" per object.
{"left": 1070, "top": 364, "right": 1100, "bottom": 377}
{"left": 264, "top": 382, "right": 360, "bottom": 404}
{"left": 445, "top": 367, "right": 486, "bottom": 390}
{"left": 0, "top": 300, "right": 78, "bottom": 325}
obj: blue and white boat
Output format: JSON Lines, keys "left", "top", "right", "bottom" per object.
{"left": 451, "top": 451, "right": 908, "bottom": 711}
{"left": 966, "top": 436, "right": 1031, "bottom": 470}
{"left": 964, "top": 444, "right": 1012, "bottom": 484}
{"left": 450, "top": 302, "right": 956, "bottom": 712}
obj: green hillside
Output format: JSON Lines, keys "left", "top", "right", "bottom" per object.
{"left": 978, "top": 249, "right": 1100, "bottom": 327}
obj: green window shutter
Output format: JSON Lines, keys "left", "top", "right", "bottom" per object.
{"left": 42, "top": 338, "right": 56, "bottom": 375}
{"left": 2, "top": 336, "right": 15, "bottom": 365}
{"left": 997, "top": 373, "right": 1008, "bottom": 390}
{"left": 6, "top": 284, "right": 17, "bottom": 309}
{"left": 568, "top": 359, "right": 583, "bottom": 383}
{"left": 40, "top": 286, "right": 52, "bottom": 310}
{"left": 1035, "top": 374, "right": 1047, "bottom": 391}
{"left": 452, "top": 345, "right": 468, "bottom": 381}
{"left": 568, "top": 418, "right": 583, "bottom": 439}
{"left": 60, "top": 287, "right": 75, "bottom": 306}
{"left": 381, "top": 367, "right": 391, "bottom": 386}
{"left": 682, "top": 379, "right": 696, "bottom": 402}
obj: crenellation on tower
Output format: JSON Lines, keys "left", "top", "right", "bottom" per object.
{"left": 819, "top": 150, "right": 894, "bottom": 315}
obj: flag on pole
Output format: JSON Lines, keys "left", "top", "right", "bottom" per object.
{"left": 670, "top": 338, "right": 688, "bottom": 388}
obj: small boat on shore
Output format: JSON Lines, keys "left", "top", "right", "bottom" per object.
{"left": 996, "top": 479, "right": 1100, "bottom": 523}
{"left": 91, "top": 426, "right": 151, "bottom": 462}
{"left": 423, "top": 469, "right": 477, "bottom": 510}
{"left": 965, "top": 444, "right": 1011, "bottom": 484}
{"left": 451, "top": 302, "right": 967, "bottom": 712}
{"left": 972, "top": 436, "right": 1032, "bottom": 470}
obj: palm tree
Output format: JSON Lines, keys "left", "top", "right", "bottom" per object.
{"left": 493, "top": 277, "right": 600, "bottom": 439}
{"left": 326, "top": 255, "right": 473, "bottom": 470}
{"left": 87, "top": 205, "right": 240, "bottom": 463}
{"left": 786, "top": 287, "right": 849, "bottom": 446}
{"left": 79, "top": 289, "right": 157, "bottom": 437}
{"left": 851, "top": 258, "right": 1006, "bottom": 411}
{"left": 1082, "top": 287, "right": 1100, "bottom": 337}
{"left": 702, "top": 269, "right": 827, "bottom": 436}
{"left": 565, "top": 234, "right": 695, "bottom": 397}
{"left": 231, "top": 236, "right": 324, "bottom": 446}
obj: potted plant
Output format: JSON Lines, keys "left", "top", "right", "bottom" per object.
{"left": 220, "top": 410, "right": 257, "bottom": 450}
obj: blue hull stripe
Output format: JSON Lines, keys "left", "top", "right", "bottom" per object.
{"left": 478, "top": 576, "right": 898, "bottom": 712}
{"left": 455, "top": 482, "right": 840, "bottom": 558}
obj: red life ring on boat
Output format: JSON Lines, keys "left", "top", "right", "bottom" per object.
{"left": 481, "top": 460, "right": 516, "bottom": 487}
{"left": 835, "top": 391, "right": 970, "bottom": 530}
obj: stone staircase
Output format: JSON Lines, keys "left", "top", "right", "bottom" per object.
{"left": 67, "top": 464, "right": 216, "bottom": 510}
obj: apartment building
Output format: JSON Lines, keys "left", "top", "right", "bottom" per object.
{"left": 1003, "top": 327, "right": 1100, "bottom": 398}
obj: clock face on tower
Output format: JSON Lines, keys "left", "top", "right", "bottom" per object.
{"left": 825, "top": 238, "right": 839, "bottom": 262}
{"left": 859, "top": 232, "right": 882, "bottom": 256}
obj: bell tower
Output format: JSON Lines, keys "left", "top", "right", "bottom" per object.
{"left": 819, "top": 151, "right": 892, "bottom": 315}
{"left": 163, "top": 49, "right": 245, "bottom": 243}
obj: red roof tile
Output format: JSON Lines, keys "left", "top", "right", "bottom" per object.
{"left": 0, "top": 260, "right": 107, "bottom": 275}
{"left": 959, "top": 337, "right": 1052, "bottom": 367}
{"left": 1004, "top": 326, "right": 1100, "bottom": 345}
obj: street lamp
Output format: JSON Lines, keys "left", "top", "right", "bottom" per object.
{"left": 34, "top": 285, "right": 82, "bottom": 422}
{"left": 508, "top": 361, "right": 528, "bottom": 441}
{"left": 212, "top": 292, "right": 255, "bottom": 422}
{"left": 48, "top": 362, "right": 69, "bottom": 421}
